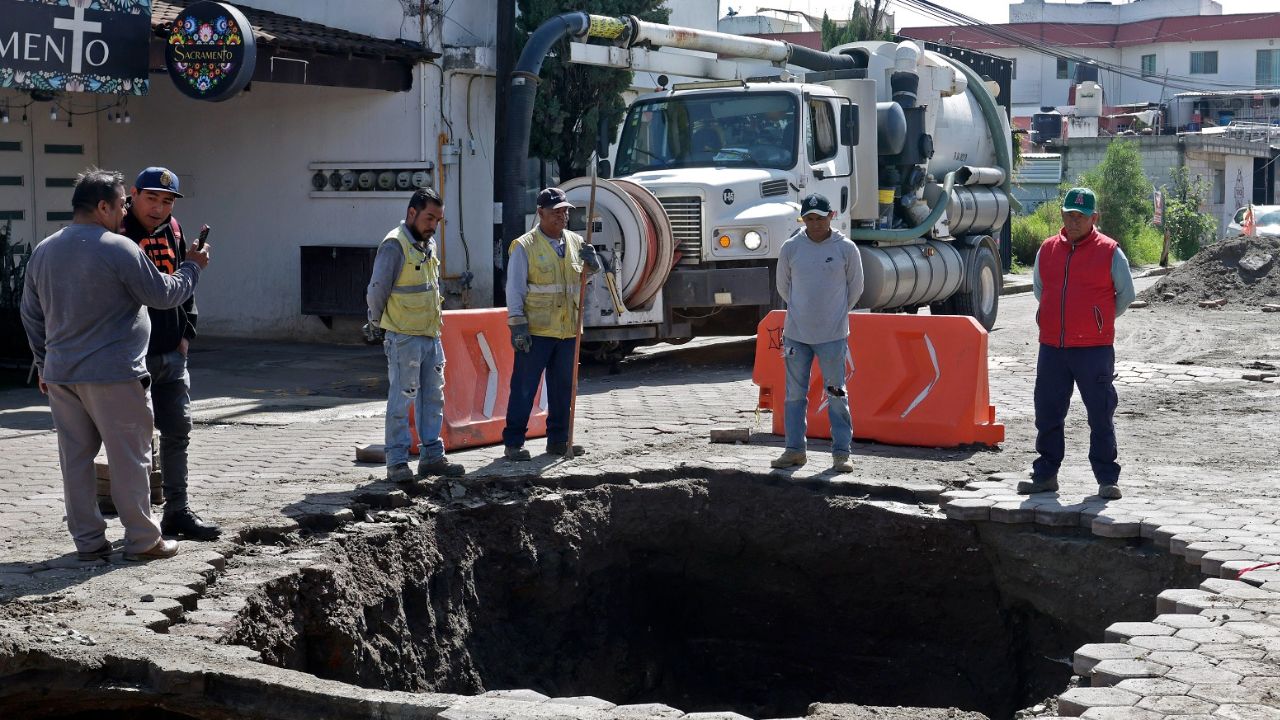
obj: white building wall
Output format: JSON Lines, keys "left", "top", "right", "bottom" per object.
{"left": 1009, "top": 0, "right": 1221, "bottom": 24}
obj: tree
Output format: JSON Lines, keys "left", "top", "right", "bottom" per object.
{"left": 1162, "top": 166, "right": 1216, "bottom": 261}
{"left": 516, "top": 0, "right": 670, "bottom": 181}
{"left": 820, "top": 1, "right": 894, "bottom": 50}
{"left": 1078, "top": 141, "right": 1153, "bottom": 261}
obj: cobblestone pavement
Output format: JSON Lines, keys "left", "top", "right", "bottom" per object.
{"left": 1, "top": 275, "right": 1278, "bottom": 719}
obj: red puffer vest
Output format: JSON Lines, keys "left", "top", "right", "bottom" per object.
{"left": 1037, "top": 227, "right": 1118, "bottom": 348}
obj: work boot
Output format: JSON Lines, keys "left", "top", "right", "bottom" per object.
{"left": 1098, "top": 483, "right": 1122, "bottom": 500}
{"left": 547, "top": 442, "right": 585, "bottom": 457}
{"left": 832, "top": 454, "right": 854, "bottom": 473}
{"left": 770, "top": 449, "right": 807, "bottom": 469}
{"left": 161, "top": 507, "right": 221, "bottom": 541}
{"left": 419, "top": 456, "right": 465, "bottom": 478}
{"left": 386, "top": 463, "right": 414, "bottom": 483}
{"left": 1016, "top": 475, "right": 1059, "bottom": 494}
{"left": 504, "top": 446, "right": 531, "bottom": 461}
{"left": 76, "top": 540, "right": 113, "bottom": 562}
{"left": 123, "top": 538, "right": 179, "bottom": 562}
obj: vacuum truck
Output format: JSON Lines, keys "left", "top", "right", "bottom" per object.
{"left": 502, "top": 14, "right": 1014, "bottom": 359}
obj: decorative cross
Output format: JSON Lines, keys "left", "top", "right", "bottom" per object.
{"left": 53, "top": 7, "right": 103, "bottom": 75}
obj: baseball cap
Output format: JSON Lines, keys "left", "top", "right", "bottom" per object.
{"left": 537, "top": 187, "right": 574, "bottom": 210}
{"left": 135, "top": 167, "right": 183, "bottom": 198}
{"left": 1062, "top": 187, "right": 1096, "bottom": 215}
{"left": 800, "top": 193, "right": 832, "bottom": 217}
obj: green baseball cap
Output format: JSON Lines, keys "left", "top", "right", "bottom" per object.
{"left": 1062, "top": 187, "right": 1097, "bottom": 215}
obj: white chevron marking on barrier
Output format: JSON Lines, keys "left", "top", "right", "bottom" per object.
{"left": 901, "top": 333, "right": 940, "bottom": 419}
{"left": 477, "top": 332, "right": 498, "bottom": 418}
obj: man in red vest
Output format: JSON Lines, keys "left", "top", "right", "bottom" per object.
{"left": 1019, "top": 187, "right": 1136, "bottom": 500}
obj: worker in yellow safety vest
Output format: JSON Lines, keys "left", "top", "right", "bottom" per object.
{"left": 366, "top": 187, "right": 465, "bottom": 482}
{"left": 501, "top": 187, "right": 600, "bottom": 460}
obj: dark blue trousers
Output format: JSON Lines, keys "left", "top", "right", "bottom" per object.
{"left": 503, "top": 335, "right": 577, "bottom": 449}
{"left": 1033, "top": 344, "right": 1120, "bottom": 484}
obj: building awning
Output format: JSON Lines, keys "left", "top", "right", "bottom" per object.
{"left": 150, "top": 0, "right": 438, "bottom": 92}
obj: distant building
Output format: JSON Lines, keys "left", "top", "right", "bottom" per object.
{"left": 900, "top": 0, "right": 1280, "bottom": 123}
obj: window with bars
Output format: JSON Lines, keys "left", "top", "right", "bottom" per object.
{"left": 1190, "top": 51, "right": 1218, "bottom": 75}
{"left": 1141, "top": 54, "right": 1156, "bottom": 77}
{"left": 1258, "top": 50, "right": 1280, "bottom": 87}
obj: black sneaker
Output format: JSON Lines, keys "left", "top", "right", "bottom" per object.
{"left": 76, "top": 540, "right": 113, "bottom": 562}
{"left": 161, "top": 508, "right": 222, "bottom": 541}
{"left": 419, "top": 456, "right": 465, "bottom": 478}
{"left": 546, "top": 442, "right": 585, "bottom": 457}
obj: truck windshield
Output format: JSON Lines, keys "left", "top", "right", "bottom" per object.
{"left": 615, "top": 91, "right": 798, "bottom": 175}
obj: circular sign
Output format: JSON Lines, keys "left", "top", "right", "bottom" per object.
{"left": 166, "top": 2, "right": 257, "bottom": 102}
{"left": 722, "top": 189, "right": 735, "bottom": 205}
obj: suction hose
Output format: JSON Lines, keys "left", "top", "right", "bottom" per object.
{"left": 501, "top": 12, "right": 592, "bottom": 255}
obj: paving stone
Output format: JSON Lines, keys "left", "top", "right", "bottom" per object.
{"left": 1158, "top": 589, "right": 1214, "bottom": 615}
{"left": 1190, "top": 683, "right": 1268, "bottom": 705}
{"left": 1144, "top": 650, "right": 1216, "bottom": 668}
{"left": 1093, "top": 515, "right": 1143, "bottom": 538}
{"left": 1057, "top": 687, "right": 1141, "bottom": 716}
{"left": 1077, "top": 708, "right": 1161, "bottom": 720}
{"left": 1203, "top": 579, "right": 1280, "bottom": 600}
{"left": 1177, "top": 627, "right": 1247, "bottom": 645}
{"left": 1153, "top": 525, "right": 1206, "bottom": 548}
{"left": 544, "top": 697, "right": 617, "bottom": 710}
{"left": 943, "top": 498, "right": 994, "bottom": 521}
{"left": 1129, "top": 634, "right": 1198, "bottom": 652}
{"left": 1171, "top": 533, "right": 1228, "bottom": 557}
{"left": 1212, "top": 704, "right": 1280, "bottom": 720}
{"left": 1113, "top": 677, "right": 1192, "bottom": 696}
{"left": 1165, "top": 665, "right": 1246, "bottom": 685}
{"left": 1106, "top": 621, "right": 1176, "bottom": 642}
{"left": 989, "top": 502, "right": 1037, "bottom": 524}
{"left": 1036, "top": 503, "right": 1084, "bottom": 527}
{"left": 1090, "top": 659, "right": 1170, "bottom": 686}
{"left": 1224, "top": 622, "right": 1280, "bottom": 638}
{"left": 1219, "top": 658, "right": 1280, "bottom": 677}
{"left": 1205, "top": 551, "right": 1265, "bottom": 577}
{"left": 1153, "top": 613, "right": 1219, "bottom": 630}
{"left": 610, "top": 704, "right": 685, "bottom": 719}
{"left": 1135, "top": 694, "right": 1217, "bottom": 715}
{"left": 1185, "top": 541, "right": 1245, "bottom": 564}
{"left": 683, "top": 714, "right": 752, "bottom": 720}
{"left": 1076, "top": 643, "right": 1150, "bottom": 674}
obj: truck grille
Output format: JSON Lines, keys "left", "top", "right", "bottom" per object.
{"left": 658, "top": 195, "right": 703, "bottom": 265}
{"left": 760, "top": 179, "right": 788, "bottom": 197}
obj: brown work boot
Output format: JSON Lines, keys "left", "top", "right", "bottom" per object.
{"left": 771, "top": 449, "right": 807, "bottom": 469}
{"left": 123, "top": 538, "right": 179, "bottom": 562}
{"left": 419, "top": 456, "right": 465, "bottom": 478}
{"left": 832, "top": 454, "right": 853, "bottom": 473}
{"left": 1097, "top": 483, "right": 1122, "bottom": 500}
{"left": 1016, "top": 474, "right": 1059, "bottom": 494}
{"left": 504, "top": 446, "right": 531, "bottom": 461}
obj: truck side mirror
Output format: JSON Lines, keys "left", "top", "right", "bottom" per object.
{"left": 597, "top": 159, "right": 612, "bottom": 179}
{"left": 841, "top": 104, "right": 859, "bottom": 147}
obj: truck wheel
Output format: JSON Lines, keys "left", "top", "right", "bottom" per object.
{"left": 952, "top": 244, "right": 1000, "bottom": 330}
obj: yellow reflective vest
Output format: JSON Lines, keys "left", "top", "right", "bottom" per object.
{"left": 379, "top": 224, "right": 442, "bottom": 337}
{"left": 510, "top": 227, "right": 585, "bottom": 339}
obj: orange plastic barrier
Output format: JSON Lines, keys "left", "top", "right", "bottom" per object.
{"left": 753, "top": 310, "right": 1004, "bottom": 447}
{"left": 407, "top": 308, "right": 547, "bottom": 454}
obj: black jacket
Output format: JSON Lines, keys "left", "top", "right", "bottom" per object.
{"left": 122, "top": 208, "right": 198, "bottom": 356}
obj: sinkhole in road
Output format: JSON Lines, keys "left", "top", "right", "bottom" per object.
{"left": 231, "top": 478, "right": 1200, "bottom": 720}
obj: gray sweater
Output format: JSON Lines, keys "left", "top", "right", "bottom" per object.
{"left": 776, "top": 228, "right": 864, "bottom": 344}
{"left": 21, "top": 223, "right": 201, "bottom": 384}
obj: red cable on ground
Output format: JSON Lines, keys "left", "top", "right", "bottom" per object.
{"left": 1235, "top": 561, "right": 1280, "bottom": 580}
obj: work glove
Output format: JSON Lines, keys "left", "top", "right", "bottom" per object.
{"left": 579, "top": 242, "right": 601, "bottom": 272}
{"left": 510, "top": 321, "right": 532, "bottom": 353}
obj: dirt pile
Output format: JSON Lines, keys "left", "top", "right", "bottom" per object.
{"left": 1140, "top": 235, "right": 1280, "bottom": 307}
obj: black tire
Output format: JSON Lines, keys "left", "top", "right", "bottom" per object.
{"left": 951, "top": 243, "right": 1000, "bottom": 330}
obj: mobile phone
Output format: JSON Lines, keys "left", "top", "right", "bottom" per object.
{"left": 194, "top": 224, "right": 210, "bottom": 251}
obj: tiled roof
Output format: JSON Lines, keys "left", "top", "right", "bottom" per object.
{"left": 151, "top": 0, "right": 437, "bottom": 62}
{"left": 900, "top": 13, "right": 1280, "bottom": 51}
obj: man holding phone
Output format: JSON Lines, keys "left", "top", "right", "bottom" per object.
{"left": 122, "top": 167, "right": 220, "bottom": 540}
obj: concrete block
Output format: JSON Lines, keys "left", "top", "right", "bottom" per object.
{"left": 481, "top": 690, "right": 549, "bottom": 702}
{"left": 1176, "top": 627, "right": 1246, "bottom": 645}
{"left": 1128, "top": 635, "right": 1198, "bottom": 652}
{"left": 943, "top": 498, "right": 994, "bottom": 521}
{"left": 1184, "top": 541, "right": 1244, "bottom": 564}
{"left": 1188, "top": 683, "right": 1267, "bottom": 704}
{"left": 1105, "top": 621, "right": 1176, "bottom": 642}
{"left": 1036, "top": 504, "right": 1083, "bottom": 527}
{"left": 1075, "top": 643, "right": 1148, "bottom": 675}
{"left": 1093, "top": 515, "right": 1142, "bottom": 538}
{"left": 1152, "top": 613, "right": 1217, "bottom": 629}
{"left": 1135, "top": 694, "right": 1216, "bottom": 715}
{"left": 1089, "top": 659, "right": 1169, "bottom": 686}
{"left": 1143, "top": 651, "right": 1214, "bottom": 668}
{"left": 1056, "top": 686, "right": 1141, "bottom": 716}
{"left": 989, "top": 502, "right": 1037, "bottom": 524}
{"left": 1212, "top": 704, "right": 1280, "bottom": 720}
{"left": 1113, "top": 677, "right": 1192, "bottom": 697}
{"left": 1165, "top": 665, "right": 1245, "bottom": 685}
{"left": 545, "top": 697, "right": 616, "bottom": 710}
{"left": 610, "top": 704, "right": 685, "bottom": 718}
{"left": 709, "top": 427, "right": 750, "bottom": 444}
{"left": 1078, "top": 707, "right": 1161, "bottom": 720}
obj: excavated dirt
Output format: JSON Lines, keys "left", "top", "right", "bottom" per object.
{"left": 1140, "top": 236, "right": 1280, "bottom": 307}
{"left": 225, "top": 477, "right": 1199, "bottom": 720}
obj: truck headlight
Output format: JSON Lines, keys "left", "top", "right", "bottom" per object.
{"left": 743, "top": 230, "right": 763, "bottom": 250}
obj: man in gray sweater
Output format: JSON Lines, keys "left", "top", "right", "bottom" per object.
{"left": 773, "top": 193, "right": 864, "bottom": 472}
{"left": 21, "top": 168, "right": 210, "bottom": 562}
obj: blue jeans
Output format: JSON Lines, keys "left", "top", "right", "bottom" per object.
{"left": 384, "top": 331, "right": 446, "bottom": 466}
{"left": 503, "top": 335, "right": 576, "bottom": 448}
{"left": 782, "top": 337, "right": 853, "bottom": 454}
{"left": 1033, "top": 344, "right": 1120, "bottom": 484}
{"left": 145, "top": 350, "right": 193, "bottom": 511}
